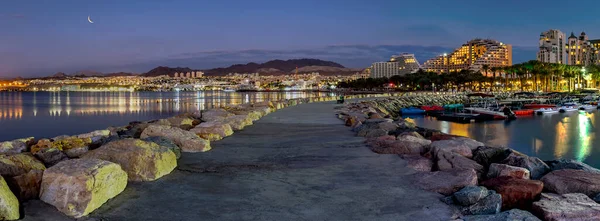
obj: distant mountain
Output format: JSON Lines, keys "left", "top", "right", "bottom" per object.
{"left": 104, "top": 72, "right": 138, "bottom": 77}
{"left": 142, "top": 66, "right": 199, "bottom": 77}
{"left": 72, "top": 70, "right": 104, "bottom": 77}
{"left": 203, "top": 58, "right": 350, "bottom": 76}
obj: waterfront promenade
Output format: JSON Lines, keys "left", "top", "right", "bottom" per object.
{"left": 23, "top": 100, "right": 454, "bottom": 221}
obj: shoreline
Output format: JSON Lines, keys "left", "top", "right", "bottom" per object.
{"left": 337, "top": 96, "right": 600, "bottom": 220}
{"left": 0, "top": 93, "right": 392, "bottom": 220}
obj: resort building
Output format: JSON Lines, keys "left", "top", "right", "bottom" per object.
{"left": 370, "top": 53, "right": 421, "bottom": 78}
{"left": 565, "top": 32, "right": 598, "bottom": 66}
{"left": 537, "top": 29, "right": 566, "bottom": 64}
{"left": 422, "top": 39, "right": 512, "bottom": 74}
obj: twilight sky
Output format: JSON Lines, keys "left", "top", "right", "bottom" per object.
{"left": 2, "top": 0, "right": 600, "bottom": 77}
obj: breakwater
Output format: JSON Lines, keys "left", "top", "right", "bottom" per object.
{"left": 0, "top": 93, "right": 393, "bottom": 219}
{"left": 336, "top": 96, "right": 600, "bottom": 220}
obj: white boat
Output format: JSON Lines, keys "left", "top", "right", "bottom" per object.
{"left": 536, "top": 108, "right": 559, "bottom": 115}
{"left": 579, "top": 104, "right": 596, "bottom": 111}
{"left": 465, "top": 107, "right": 513, "bottom": 120}
{"left": 222, "top": 88, "right": 236, "bottom": 92}
{"left": 559, "top": 106, "right": 578, "bottom": 113}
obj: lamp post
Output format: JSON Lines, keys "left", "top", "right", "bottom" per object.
{"left": 581, "top": 67, "right": 586, "bottom": 89}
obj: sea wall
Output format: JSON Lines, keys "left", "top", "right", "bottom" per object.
{"left": 336, "top": 96, "right": 600, "bottom": 220}
{"left": 0, "top": 93, "right": 396, "bottom": 219}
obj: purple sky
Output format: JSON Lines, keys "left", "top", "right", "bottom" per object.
{"left": 1, "top": 0, "right": 600, "bottom": 77}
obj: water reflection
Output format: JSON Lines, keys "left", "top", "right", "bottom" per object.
{"left": 0, "top": 91, "right": 334, "bottom": 141}
{"left": 412, "top": 111, "right": 600, "bottom": 167}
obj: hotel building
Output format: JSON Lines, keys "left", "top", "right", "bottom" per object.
{"left": 537, "top": 29, "right": 566, "bottom": 64}
{"left": 565, "top": 32, "right": 598, "bottom": 66}
{"left": 422, "top": 39, "right": 512, "bottom": 74}
{"left": 370, "top": 53, "right": 421, "bottom": 78}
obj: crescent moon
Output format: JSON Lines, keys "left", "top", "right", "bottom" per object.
{"left": 87, "top": 16, "right": 94, "bottom": 24}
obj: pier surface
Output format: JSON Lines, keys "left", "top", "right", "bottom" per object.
{"left": 23, "top": 100, "right": 453, "bottom": 221}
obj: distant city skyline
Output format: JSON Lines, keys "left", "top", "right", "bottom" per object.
{"left": 2, "top": 0, "right": 600, "bottom": 77}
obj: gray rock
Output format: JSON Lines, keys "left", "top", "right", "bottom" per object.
{"left": 472, "top": 146, "right": 511, "bottom": 168}
{"left": 501, "top": 152, "right": 549, "bottom": 180}
{"left": 0, "top": 137, "right": 34, "bottom": 155}
{"left": 141, "top": 136, "right": 181, "bottom": 159}
{"left": 594, "top": 193, "right": 600, "bottom": 203}
{"left": 463, "top": 209, "right": 541, "bottom": 221}
{"left": 401, "top": 154, "right": 433, "bottom": 172}
{"left": 412, "top": 169, "right": 478, "bottom": 196}
{"left": 532, "top": 193, "right": 600, "bottom": 221}
{"left": 435, "top": 150, "right": 485, "bottom": 179}
{"left": 63, "top": 146, "right": 89, "bottom": 158}
{"left": 545, "top": 159, "right": 600, "bottom": 174}
{"left": 34, "top": 148, "right": 69, "bottom": 167}
{"left": 363, "top": 129, "right": 388, "bottom": 138}
{"left": 462, "top": 191, "right": 502, "bottom": 215}
{"left": 454, "top": 186, "right": 489, "bottom": 206}
{"left": 441, "top": 196, "right": 455, "bottom": 205}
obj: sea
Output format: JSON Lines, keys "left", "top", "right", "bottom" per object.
{"left": 0, "top": 91, "right": 334, "bottom": 142}
{"left": 410, "top": 112, "right": 600, "bottom": 168}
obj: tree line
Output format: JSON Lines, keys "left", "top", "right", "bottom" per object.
{"left": 337, "top": 60, "right": 600, "bottom": 92}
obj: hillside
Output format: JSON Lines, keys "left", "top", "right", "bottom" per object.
{"left": 143, "top": 66, "right": 200, "bottom": 77}
{"left": 203, "top": 58, "right": 348, "bottom": 76}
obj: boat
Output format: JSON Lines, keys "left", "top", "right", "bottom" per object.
{"left": 523, "top": 104, "right": 556, "bottom": 109}
{"left": 513, "top": 109, "right": 534, "bottom": 116}
{"left": 421, "top": 105, "right": 444, "bottom": 112}
{"left": 558, "top": 106, "right": 578, "bottom": 113}
{"left": 579, "top": 104, "right": 596, "bottom": 111}
{"left": 536, "top": 108, "right": 559, "bottom": 115}
{"left": 400, "top": 107, "right": 426, "bottom": 115}
{"left": 465, "top": 107, "right": 516, "bottom": 120}
{"left": 222, "top": 87, "right": 236, "bottom": 92}
{"left": 436, "top": 113, "right": 480, "bottom": 123}
{"left": 443, "top": 104, "right": 464, "bottom": 110}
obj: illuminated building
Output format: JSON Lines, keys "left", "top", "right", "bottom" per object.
{"left": 422, "top": 39, "right": 512, "bottom": 74}
{"left": 566, "top": 32, "right": 598, "bottom": 66}
{"left": 370, "top": 53, "right": 421, "bottom": 78}
{"left": 537, "top": 29, "right": 566, "bottom": 64}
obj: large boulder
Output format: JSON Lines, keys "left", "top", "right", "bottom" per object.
{"left": 0, "top": 176, "right": 19, "bottom": 220}
{"left": 400, "top": 154, "right": 433, "bottom": 172}
{"left": 434, "top": 150, "right": 484, "bottom": 179}
{"left": 0, "top": 137, "right": 34, "bottom": 155}
{"left": 462, "top": 191, "right": 502, "bottom": 215}
{"left": 472, "top": 146, "right": 511, "bottom": 168}
{"left": 39, "top": 159, "right": 128, "bottom": 218}
{"left": 6, "top": 169, "right": 43, "bottom": 201}
{"left": 190, "top": 122, "right": 234, "bottom": 141}
{"left": 541, "top": 169, "right": 600, "bottom": 197}
{"left": 545, "top": 159, "right": 600, "bottom": 174}
{"left": 369, "top": 136, "right": 429, "bottom": 155}
{"left": 82, "top": 139, "right": 177, "bottom": 181}
{"left": 0, "top": 153, "right": 46, "bottom": 177}
{"left": 453, "top": 186, "right": 489, "bottom": 206}
{"left": 220, "top": 115, "right": 254, "bottom": 131}
{"left": 501, "top": 152, "right": 549, "bottom": 180}
{"left": 412, "top": 169, "right": 478, "bottom": 196}
{"left": 463, "top": 209, "right": 541, "bottom": 221}
{"left": 487, "top": 163, "right": 530, "bottom": 179}
{"left": 34, "top": 148, "right": 69, "bottom": 167}
{"left": 481, "top": 176, "right": 543, "bottom": 210}
{"left": 532, "top": 193, "right": 600, "bottom": 221}
{"left": 140, "top": 124, "right": 211, "bottom": 152}
{"left": 76, "top": 130, "right": 110, "bottom": 143}
{"left": 141, "top": 136, "right": 181, "bottom": 159}
{"left": 430, "top": 139, "right": 478, "bottom": 158}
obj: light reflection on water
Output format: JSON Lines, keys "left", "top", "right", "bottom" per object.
{"left": 410, "top": 111, "right": 600, "bottom": 167}
{"left": 0, "top": 91, "right": 334, "bottom": 141}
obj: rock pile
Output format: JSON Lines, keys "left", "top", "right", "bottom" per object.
{"left": 0, "top": 94, "right": 373, "bottom": 219}
{"left": 337, "top": 95, "right": 600, "bottom": 220}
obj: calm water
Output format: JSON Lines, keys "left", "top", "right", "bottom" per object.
{"left": 0, "top": 91, "right": 334, "bottom": 141}
{"left": 409, "top": 111, "right": 600, "bottom": 167}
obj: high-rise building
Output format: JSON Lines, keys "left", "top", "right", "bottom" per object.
{"left": 370, "top": 53, "right": 421, "bottom": 78}
{"left": 566, "top": 32, "right": 598, "bottom": 66}
{"left": 422, "top": 39, "right": 512, "bottom": 74}
{"left": 537, "top": 29, "right": 566, "bottom": 64}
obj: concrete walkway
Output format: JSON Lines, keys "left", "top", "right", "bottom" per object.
{"left": 23, "top": 101, "right": 454, "bottom": 221}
